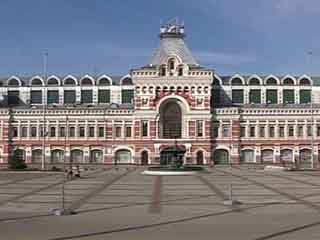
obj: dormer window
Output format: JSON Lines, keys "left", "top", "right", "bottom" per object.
{"left": 160, "top": 66, "right": 166, "bottom": 76}
{"left": 168, "top": 58, "right": 175, "bottom": 70}
{"left": 178, "top": 66, "right": 183, "bottom": 76}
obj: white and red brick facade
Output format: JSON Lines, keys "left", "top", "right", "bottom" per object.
{"left": 0, "top": 21, "right": 319, "bottom": 167}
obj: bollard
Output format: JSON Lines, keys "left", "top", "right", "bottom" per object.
{"left": 223, "top": 183, "right": 241, "bottom": 206}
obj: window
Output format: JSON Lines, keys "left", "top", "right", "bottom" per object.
{"left": 31, "top": 127, "right": 37, "bottom": 137}
{"left": 64, "top": 90, "right": 76, "bottom": 104}
{"left": 231, "top": 78, "right": 243, "bottom": 86}
{"left": 115, "top": 126, "right": 122, "bottom": 138}
{"left": 89, "top": 127, "right": 95, "bottom": 137}
{"left": 279, "top": 126, "right": 285, "bottom": 137}
{"left": 81, "top": 90, "right": 93, "bottom": 104}
{"left": 213, "top": 126, "right": 219, "bottom": 138}
{"left": 8, "top": 91, "right": 20, "bottom": 105}
{"left": 249, "top": 78, "right": 260, "bottom": 85}
{"left": 98, "top": 127, "right": 104, "bottom": 137}
{"left": 11, "top": 127, "right": 18, "bottom": 138}
{"left": 98, "top": 90, "right": 110, "bottom": 103}
{"left": 249, "top": 90, "right": 261, "bottom": 104}
{"left": 269, "top": 126, "right": 275, "bottom": 137}
{"left": 30, "top": 91, "right": 42, "bottom": 104}
{"left": 300, "top": 90, "right": 311, "bottom": 104}
{"left": 47, "top": 90, "right": 59, "bottom": 104}
{"left": 266, "top": 90, "right": 278, "bottom": 104}
{"left": 211, "top": 89, "right": 220, "bottom": 106}
{"left": 79, "top": 127, "right": 85, "bottom": 137}
{"left": 121, "top": 89, "right": 134, "bottom": 104}
{"left": 259, "top": 126, "right": 265, "bottom": 138}
{"left": 178, "top": 67, "right": 183, "bottom": 76}
{"left": 141, "top": 121, "right": 148, "bottom": 137}
{"left": 59, "top": 127, "right": 65, "bottom": 137}
{"left": 232, "top": 90, "right": 244, "bottom": 104}
{"left": 250, "top": 126, "right": 255, "bottom": 137}
{"left": 50, "top": 127, "right": 56, "bottom": 137}
{"left": 318, "top": 126, "right": 320, "bottom": 137}
{"left": 283, "top": 90, "right": 295, "bottom": 104}
{"left": 160, "top": 67, "right": 166, "bottom": 76}
{"left": 307, "top": 126, "right": 312, "bottom": 137}
{"left": 69, "top": 126, "right": 75, "bottom": 137}
{"left": 288, "top": 125, "right": 294, "bottom": 137}
{"left": 125, "top": 126, "right": 132, "bottom": 138}
{"left": 196, "top": 120, "right": 204, "bottom": 137}
{"left": 240, "top": 127, "right": 246, "bottom": 137}
{"left": 39, "top": 126, "right": 44, "bottom": 137}
{"left": 298, "top": 126, "right": 303, "bottom": 137}
{"left": 21, "top": 127, "right": 27, "bottom": 137}
{"left": 222, "top": 125, "right": 230, "bottom": 137}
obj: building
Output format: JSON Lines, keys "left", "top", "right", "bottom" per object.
{"left": 0, "top": 20, "right": 319, "bottom": 167}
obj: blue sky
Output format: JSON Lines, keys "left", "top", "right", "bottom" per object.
{"left": 0, "top": 0, "right": 319, "bottom": 77}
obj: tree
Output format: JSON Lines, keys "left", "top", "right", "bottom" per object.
{"left": 8, "top": 150, "right": 27, "bottom": 170}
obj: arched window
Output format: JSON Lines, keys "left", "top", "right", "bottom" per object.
{"left": 249, "top": 78, "right": 260, "bottom": 85}
{"left": 47, "top": 78, "right": 59, "bottom": 86}
{"left": 213, "top": 149, "right": 229, "bottom": 165}
{"left": 98, "top": 78, "right": 111, "bottom": 86}
{"left": 32, "top": 149, "right": 43, "bottom": 163}
{"left": 70, "top": 149, "right": 84, "bottom": 164}
{"left": 115, "top": 149, "right": 132, "bottom": 164}
{"left": 64, "top": 78, "right": 77, "bottom": 85}
{"left": 8, "top": 78, "right": 20, "bottom": 86}
{"left": 168, "top": 58, "right": 175, "bottom": 70}
{"left": 241, "top": 149, "right": 255, "bottom": 163}
{"left": 81, "top": 78, "right": 93, "bottom": 85}
{"left": 51, "top": 149, "right": 64, "bottom": 163}
{"left": 266, "top": 78, "right": 278, "bottom": 85}
{"left": 231, "top": 78, "right": 243, "bottom": 86}
{"left": 90, "top": 150, "right": 103, "bottom": 163}
{"left": 283, "top": 78, "right": 294, "bottom": 85}
{"left": 280, "top": 149, "right": 293, "bottom": 163}
{"left": 160, "top": 101, "right": 182, "bottom": 139}
{"left": 261, "top": 149, "right": 274, "bottom": 163}
{"left": 300, "top": 78, "right": 311, "bottom": 86}
{"left": 31, "top": 78, "right": 43, "bottom": 86}
{"left": 299, "top": 149, "right": 311, "bottom": 163}
{"left": 13, "top": 149, "right": 26, "bottom": 162}
{"left": 122, "top": 77, "right": 133, "bottom": 85}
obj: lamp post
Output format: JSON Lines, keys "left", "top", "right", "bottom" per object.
{"left": 42, "top": 50, "right": 48, "bottom": 171}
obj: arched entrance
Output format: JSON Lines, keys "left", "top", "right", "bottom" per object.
{"left": 299, "top": 149, "right": 311, "bottom": 163}
{"left": 280, "top": 149, "right": 293, "bottom": 164}
{"left": 160, "top": 145, "right": 186, "bottom": 166}
{"left": 241, "top": 149, "right": 255, "bottom": 163}
{"left": 261, "top": 149, "right": 274, "bottom": 163}
{"left": 160, "top": 101, "right": 182, "bottom": 139}
{"left": 51, "top": 149, "right": 64, "bottom": 163}
{"left": 31, "top": 149, "right": 42, "bottom": 163}
{"left": 213, "top": 149, "right": 229, "bottom": 165}
{"left": 70, "top": 149, "right": 84, "bottom": 164}
{"left": 141, "top": 151, "right": 148, "bottom": 165}
{"left": 196, "top": 151, "right": 204, "bottom": 165}
{"left": 115, "top": 149, "right": 132, "bottom": 165}
{"left": 90, "top": 150, "right": 103, "bottom": 163}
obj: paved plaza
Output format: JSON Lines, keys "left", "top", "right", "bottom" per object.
{"left": 1, "top": 166, "right": 320, "bottom": 239}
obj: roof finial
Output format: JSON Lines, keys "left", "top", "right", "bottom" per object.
{"left": 159, "top": 18, "right": 185, "bottom": 39}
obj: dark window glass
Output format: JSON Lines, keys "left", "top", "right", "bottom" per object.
{"left": 288, "top": 126, "right": 294, "bottom": 137}
{"left": 31, "top": 127, "right": 37, "bottom": 137}
{"left": 59, "top": 127, "right": 65, "bottom": 137}
{"left": 260, "top": 126, "right": 265, "bottom": 137}
{"left": 223, "top": 125, "right": 230, "bottom": 137}
{"left": 141, "top": 121, "right": 148, "bottom": 137}
{"left": 99, "top": 78, "right": 110, "bottom": 86}
{"left": 250, "top": 126, "right": 255, "bottom": 137}
{"left": 178, "top": 67, "right": 183, "bottom": 76}
{"left": 98, "top": 127, "right": 104, "bottom": 137}
{"left": 300, "top": 90, "right": 311, "bottom": 104}
{"left": 121, "top": 89, "right": 134, "bottom": 104}
{"left": 79, "top": 127, "right": 85, "bottom": 137}
{"left": 125, "top": 126, "right": 132, "bottom": 138}
{"left": 211, "top": 89, "right": 220, "bottom": 106}
{"left": 98, "top": 90, "right": 110, "bottom": 103}
{"left": 307, "top": 126, "right": 312, "bottom": 137}
{"left": 50, "top": 127, "right": 56, "bottom": 137}
{"left": 249, "top": 90, "right": 261, "bottom": 104}
{"left": 232, "top": 90, "right": 244, "bottom": 104}
{"left": 269, "top": 126, "right": 275, "bottom": 137}
{"left": 30, "top": 91, "right": 42, "bottom": 104}
{"left": 8, "top": 91, "right": 20, "bottom": 105}
{"left": 11, "top": 127, "right": 18, "bottom": 138}
{"left": 283, "top": 78, "right": 294, "bottom": 85}
{"left": 279, "top": 126, "right": 285, "bottom": 137}
{"left": 69, "top": 127, "right": 75, "bottom": 137}
{"left": 21, "top": 127, "right": 27, "bottom": 137}
{"left": 213, "top": 126, "right": 219, "bottom": 138}
{"left": 89, "top": 127, "right": 95, "bottom": 137}
{"left": 231, "top": 78, "right": 243, "bottom": 86}
{"left": 81, "top": 90, "right": 93, "bottom": 104}
{"left": 317, "top": 126, "right": 320, "bottom": 137}
{"left": 266, "top": 90, "right": 278, "bottom": 104}
{"left": 64, "top": 90, "right": 76, "bottom": 104}
{"left": 197, "top": 120, "right": 203, "bottom": 137}
{"left": 115, "top": 126, "right": 122, "bottom": 138}
{"left": 298, "top": 126, "right": 303, "bottom": 137}
{"left": 240, "top": 127, "right": 246, "bottom": 137}
{"left": 249, "top": 78, "right": 260, "bottom": 85}
{"left": 266, "top": 78, "right": 277, "bottom": 85}
{"left": 283, "top": 90, "right": 295, "bottom": 104}
{"left": 47, "top": 90, "right": 59, "bottom": 104}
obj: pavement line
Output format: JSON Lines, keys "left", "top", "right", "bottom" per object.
{"left": 68, "top": 168, "right": 136, "bottom": 211}
{"left": 216, "top": 168, "right": 320, "bottom": 212}
{"left": 196, "top": 175, "right": 226, "bottom": 201}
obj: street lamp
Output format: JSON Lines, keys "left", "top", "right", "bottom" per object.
{"left": 42, "top": 50, "right": 48, "bottom": 171}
